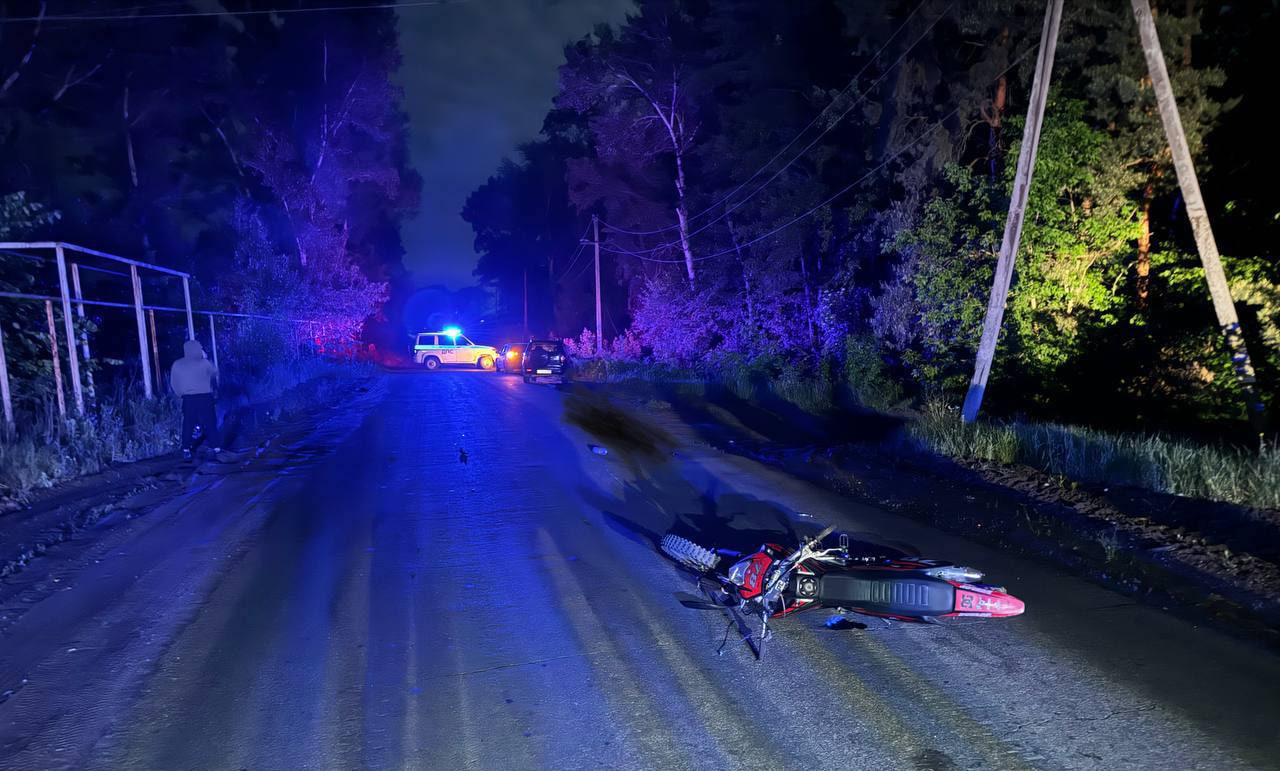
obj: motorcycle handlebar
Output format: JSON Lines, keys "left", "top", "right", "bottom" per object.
{"left": 809, "top": 525, "right": 836, "bottom": 545}
{"left": 762, "top": 524, "right": 839, "bottom": 603}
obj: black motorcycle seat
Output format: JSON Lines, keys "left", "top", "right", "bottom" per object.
{"left": 817, "top": 572, "right": 955, "bottom": 616}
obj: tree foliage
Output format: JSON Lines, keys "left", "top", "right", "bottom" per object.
{"left": 467, "top": 0, "right": 1274, "bottom": 438}
{"left": 0, "top": 0, "right": 419, "bottom": 402}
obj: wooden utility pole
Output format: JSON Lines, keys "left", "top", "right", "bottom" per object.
{"left": 522, "top": 268, "right": 528, "bottom": 339}
{"left": 1131, "top": 0, "right": 1267, "bottom": 432}
{"left": 593, "top": 214, "right": 603, "bottom": 355}
{"left": 0, "top": 327, "right": 13, "bottom": 432}
{"left": 962, "top": 0, "right": 1064, "bottom": 423}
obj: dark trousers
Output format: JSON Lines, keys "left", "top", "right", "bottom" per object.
{"left": 181, "top": 393, "right": 219, "bottom": 451}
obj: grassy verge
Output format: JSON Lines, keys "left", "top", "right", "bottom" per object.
{"left": 904, "top": 399, "right": 1280, "bottom": 511}
{"left": 0, "top": 358, "right": 370, "bottom": 503}
{"left": 0, "top": 395, "right": 178, "bottom": 497}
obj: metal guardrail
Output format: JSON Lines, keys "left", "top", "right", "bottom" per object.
{"left": 0, "top": 242, "right": 316, "bottom": 431}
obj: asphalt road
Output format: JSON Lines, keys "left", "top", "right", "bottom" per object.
{"left": 1, "top": 371, "right": 1278, "bottom": 771}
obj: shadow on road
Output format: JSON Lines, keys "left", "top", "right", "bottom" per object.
{"left": 564, "top": 387, "right": 916, "bottom": 561}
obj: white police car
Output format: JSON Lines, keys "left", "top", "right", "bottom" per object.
{"left": 411, "top": 328, "right": 497, "bottom": 370}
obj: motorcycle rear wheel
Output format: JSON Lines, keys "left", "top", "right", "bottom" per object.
{"left": 660, "top": 534, "right": 719, "bottom": 573}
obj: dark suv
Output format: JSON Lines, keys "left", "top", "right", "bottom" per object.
{"left": 521, "top": 339, "right": 569, "bottom": 383}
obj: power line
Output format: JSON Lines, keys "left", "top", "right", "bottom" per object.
{"left": 601, "top": 38, "right": 1043, "bottom": 267}
{"left": 597, "top": 0, "right": 952, "bottom": 254}
{"left": 3, "top": 0, "right": 469, "bottom": 24}
{"left": 604, "top": 302, "right": 618, "bottom": 335}
{"left": 554, "top": 221, "right": 594, "bottom": 280}
{"left": 595, "top": 0, "right": 935, "bottom": 238}
{"left": 601, "top": 118, "right": 953, "bottom": 264}
{"left": 558, "top": 242, "right": 586, "bottom": 278}
{"left": 563, "top": 251, "right": 595, "bottom": 285}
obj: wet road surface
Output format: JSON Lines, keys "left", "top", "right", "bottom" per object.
{"left": 1, "top": 371, "right": 1278, "bottom": 770}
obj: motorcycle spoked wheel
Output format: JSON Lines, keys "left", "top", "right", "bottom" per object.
{"left": 660, "top": 533, "right": 719, "bottom": 573}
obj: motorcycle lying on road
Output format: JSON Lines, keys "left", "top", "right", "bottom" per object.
{"left": 660, "top": 526, "right": 1025, "bottom": 659}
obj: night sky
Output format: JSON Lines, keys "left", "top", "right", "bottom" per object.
{"left": 395, "top": 0, "right": 634, "bottom": 289}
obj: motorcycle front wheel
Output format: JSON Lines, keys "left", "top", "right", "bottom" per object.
{"left": 660, "top": 534, "right": 719, "bottom": 573}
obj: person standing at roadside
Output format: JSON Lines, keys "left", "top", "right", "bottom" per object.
{"left": 170, "top": 339, "right": 221, "bottom": 461}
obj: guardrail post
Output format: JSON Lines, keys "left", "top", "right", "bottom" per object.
{"left": 130, "top": 264, "right": 153, "bottom": 398}
{"left": 0, "top": 326, "right": 13, "bottom": 432}
{"left": 182, "top": 275, "right": 195, "bottom": 340}
{"left": 45, "top": 299, "right": 67, "bottom": 420}
{"left": 70, "top": 262, "right": 95, "bottom": 399}
{"left": 208, "top": 313, "right": 219, "bottom": 370}
{"left": 148, "top": 309, "right": 162, "bottom": 395}
{"left": 54, "top": 245, "right": 84, "bottom": 414}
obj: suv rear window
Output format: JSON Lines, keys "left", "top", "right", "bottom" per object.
{"left": 528, "top": 341, "right": 563, "bottom": 353}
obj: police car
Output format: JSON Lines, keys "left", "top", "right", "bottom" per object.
{"left": 411, "top": 328, "right": 498, "bottom": 370}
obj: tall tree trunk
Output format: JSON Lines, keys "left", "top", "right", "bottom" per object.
{"left": 282, "top": 196, "right": 307, "bottom": 267}
{"left": 673, "top": 146, "right": 696, "bottom": 286}
{"left": 1183, "top": 0, "right": 1194, "bottom": 66}
{"left": 621, "top": 73, "right": 697, "bottom": 285}
{"left": 1137, "top": 179, "right": 1153, "bottom": 309}
{"left": 0, "top": 1, "right": 44, "bottom": 96}
{"left": 799, "top": 253, "right": 817, "bottom": 353}
{"left": 985, "top": 27, "right": 1010, "bottom": 184}
{"left": 123, "top": 87, "right": 138, "bottom": 188}
{"left": 728, "top": 217, "right": 755, "bottom": 331}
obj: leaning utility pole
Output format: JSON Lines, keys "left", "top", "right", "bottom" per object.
{"left": 593, "top": 214, "right": 603, "bottom": 356}
{"left": 0, "top": 327, "right": 13, "bottom": 432}
{"left": 962, "top": 0, "right": 1064, "bottom": 423}
{"left": 1131, "top": 0, "right": 1267, "bottom": 432}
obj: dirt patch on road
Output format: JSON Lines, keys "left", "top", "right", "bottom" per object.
{"left": 562, "top": 387, "right": 676, "bottom": 466}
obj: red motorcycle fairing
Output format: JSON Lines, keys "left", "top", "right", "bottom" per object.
{"left": 735, "top": 552, "right": 774, "bottom": 599}
{"left": 949, "top": 584, "right": 1025, "bottom": 618}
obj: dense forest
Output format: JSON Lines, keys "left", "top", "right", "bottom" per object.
{"left": 0, "top": 0, "right": 420, "bottom": 407}
{"left": 464, "top": 0, "right": 1280, "bottom": 439}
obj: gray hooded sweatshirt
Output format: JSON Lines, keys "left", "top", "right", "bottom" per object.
{"left": 170, "top": 339, "right": 218, "bottom": 396}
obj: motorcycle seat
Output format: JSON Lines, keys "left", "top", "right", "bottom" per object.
{"left": 817, "top": 572, "right": 954, "bottom": 616}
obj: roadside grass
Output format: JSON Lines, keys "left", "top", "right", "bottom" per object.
{"left": 0, "top": 389, "right": 178, "bottom": 498}
{"left": 906, "top": 399, "right": 1280, "bottom": 511}
{"left": 0, "top": 357, "right": 371, "bottom": 503}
